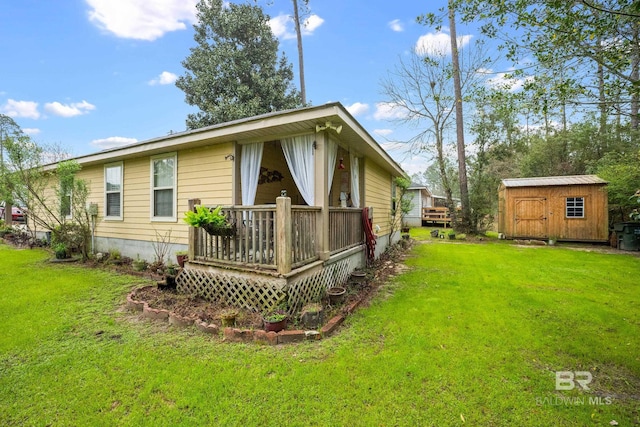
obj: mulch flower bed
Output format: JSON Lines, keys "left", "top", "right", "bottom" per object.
{"left": 126, "top": 241, "right": 413, "bottom": 343}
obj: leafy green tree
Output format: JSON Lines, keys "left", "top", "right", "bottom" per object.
{"left": 457, "top": 0, "right": 640, "bottom": 129}
{"left": 596, "top": 148, "right": 640, "bottom": 223}
{"left": 468, "top": 88, "right": 525, "bottom": 231}
{"left": 0, "top": 114, "right": 25, "bottom": 223}
{"left": 176, "top": 0, "right": 302, "bottom": 129}
{"left": 2, "top": 134, "right": 92, "bottom": 257}
{"left": 390, "top": 177, "right": 413, "bottom": 238}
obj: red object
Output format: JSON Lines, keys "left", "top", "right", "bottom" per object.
{"left": 362, "top": 207, "right": 376, "bottom": 265}
{"left": 338, "top": 157, "right": 345, "bottom": 169}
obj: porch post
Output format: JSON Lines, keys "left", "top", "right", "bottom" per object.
{"left": 276, "top": 196, "right": 292, "bottom": 274}
{"left": 188, "top": 198, "right": 200, "bottom": 262}
{"left": 314, "top": 131, "right": 330, "bottom": 260}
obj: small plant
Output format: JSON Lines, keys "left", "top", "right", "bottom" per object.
{"left": 109, "top": 248, "right": 121, "bottom": 260}
{"left": 166, "top": 263, "right": 178, "bottom": 276}
{"left": 53, "top": 242, "right": 68, "bottom": 259}
{"left": 132, "top": 255, "right": 147, "bottom": 272}
{"left": 263, "top": 309, "right": 287, "bottom": 323}
{"left": 183, "top": 205, "right": 228, "bottom": 228}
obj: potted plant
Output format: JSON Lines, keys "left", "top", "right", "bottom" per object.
{"left": 166, "top": 263, "right": 178, "bottom": 276}
{"left": 53, "top": 242, "right": 68, "bottom": 260}
{"left": 263, "top": 309, "right": 287, "bottom": 332}
{"left": 448, "top": 231, "right": 456, "bottom": 240}
{"left": 175, "top": 250, "right": 188, "bottom": 268}
{"left": 183, "top": 205, "right": 235, "bottom": 236}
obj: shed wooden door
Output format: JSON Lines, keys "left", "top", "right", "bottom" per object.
{"left": 513, "top": 198, "right": 547, "bottom": 238}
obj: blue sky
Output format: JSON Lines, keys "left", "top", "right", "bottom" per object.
{"left": 0, "top": 0, "right": 501, "bottom": 175}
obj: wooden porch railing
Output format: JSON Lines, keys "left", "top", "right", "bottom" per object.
{"left": 189, "top": 198, "right": 321, "bottom": 274}
{"left": 329, "top": 207, "right": 364, "bottom": 253}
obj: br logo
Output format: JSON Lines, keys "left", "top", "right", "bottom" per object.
{"left": 555, "top": 371, "right": 593, "bottom": 391}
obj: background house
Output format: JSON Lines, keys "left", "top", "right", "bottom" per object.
{"left": 498, "top": 175, "right": 608, "bottom": 242}
{"left": 403, "top": 184, "right": 431, "bottom": 227}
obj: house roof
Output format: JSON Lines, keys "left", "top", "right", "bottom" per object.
{"left": 408, "top": 183, "right": 432, "bottom": 196}
{"left": 501, "top": 175, "right": 607, "bottom": 188}
{"left": 47, "top": 102, "right": 406, "bottom": 177}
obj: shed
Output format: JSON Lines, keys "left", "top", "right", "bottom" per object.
{"left": 498, "top": 175, "right": 608, "bottom": 242}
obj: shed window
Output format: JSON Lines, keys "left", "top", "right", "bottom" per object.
{"left": 151, "top": 154, "right": 177, "bottom": 221}
{"left": 566, "top": 197, "right": 584, "bottom": 218}
{"left": 105, "top": 162, "right": 123, "bottom": 219}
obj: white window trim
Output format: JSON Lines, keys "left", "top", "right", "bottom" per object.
{"left": 566, "top": 196, "right": 585, "bottom": 219}
{"left": 63, "top": 189, "right": 72, "bottom": 220}
{"left": 104, "top": 161, "right": 124, "bottom": 221}
{"left": 150, "top": 152, "right": 177, "bottom": 222}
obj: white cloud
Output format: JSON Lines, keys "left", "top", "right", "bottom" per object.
{"left": 1, "top": 99, "right": 40, "bottom": 119}
{"left": 374, "top": 129, "right": 393, "bottom": 137}
{"left": 303, "top": 15, "right": 324, "bottom": 35}
{"left": 86, "top": 0, "right": 198, "bottom": 41}
{"left": 269, "top": 13, "right": 323, "bottom": 40}
{"left": 269, "top": 15, "right": 291, "bottom": 39}
{"left": 388, "top": 19, "right": 403, "bottom": 32}
{"left": 400, "top": 156, "right": 429, "bottom": 176}
{"left": 346, "top": 102, "right": 369, "bottom": 116}
{"left": 149, "top": 71, "right": 178, "bottom": 86}
{"left": 415, "top": 31, "right": 472, "bottom": 56}
{"left": 23, "top": 128, "right": 41, "bottom": 135}
{"left": 91, "top": 136, "right": 138, "bottom": 150}
{"left": 482, "top": 67, "right": 534, "bottom": 93}
{"left": 373, "top": 102, "right": 407, "bottom": 121}
{"left": 44, "top": 100, "right": 96, "bottom": 118}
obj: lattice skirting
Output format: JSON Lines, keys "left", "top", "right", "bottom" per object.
{"left": 176, "top": 257, "right": 356, "bottom": 314}
{"left": 286, "top": 258, "right": 353, "bottom": 312}
{"left": 176, "top": 269, "right": 286, "bottom": 313}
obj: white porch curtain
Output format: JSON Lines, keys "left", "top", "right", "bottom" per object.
{"left": 327, "top": 136, "right": 338, "bottom": 192}
{"left": 281, "top": 134, "right": 315, "bottom": 205}
{"left": 241, "top": 142, "right": 264, "bottom": 206}
{"left": 350, "top": 153, "right": 360, "bottom": 208}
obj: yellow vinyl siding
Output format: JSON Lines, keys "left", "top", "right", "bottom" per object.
{"left": 79, "top": 142, "right": 234, "bottom": 245}
{"left": 363, "top": 158, "right": 393, "bottom": 236}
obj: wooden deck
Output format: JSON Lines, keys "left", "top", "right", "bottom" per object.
{"left": 422, "top": 207, "right": 451, "bottom": 227}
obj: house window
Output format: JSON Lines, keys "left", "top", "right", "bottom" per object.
{"left": 61, "top": 190, "right": 72, "bottom": 219}
{"left": 105, "top": 162, "right": 123, "bottom": 219}
{"left": 566, "top": 197, "right": 584, "bottom": 218}
{"left": 151, "top": 153, "right": 177, "bottom": 221}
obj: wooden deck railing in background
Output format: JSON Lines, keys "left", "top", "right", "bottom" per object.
{"left": 329, "top": 207, "right": 364, "bottom": 253}
{"left": 422, "top": 207, "right": 451, "bottom": 227}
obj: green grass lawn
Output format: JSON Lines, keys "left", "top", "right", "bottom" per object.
{"left": 1, "top": 239, "right": 639, "bottom": 426}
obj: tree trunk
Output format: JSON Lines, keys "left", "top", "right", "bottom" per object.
{"left": 292, "top": 0, "right": 307, "bottom": 105}
{"left": 448, "top": 2, "right": 470, "bottom": 231}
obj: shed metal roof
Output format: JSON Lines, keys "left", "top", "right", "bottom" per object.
{"left": 501, "top": 175, "right": 607, "bottom": 188}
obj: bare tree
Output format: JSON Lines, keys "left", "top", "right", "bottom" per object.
{"left": 380, "top": 41, "right": 489, "bottom": 227}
